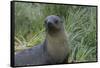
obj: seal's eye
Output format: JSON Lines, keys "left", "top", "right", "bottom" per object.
{"left": 55, "top": 20, "right": 58, "bottom": 24}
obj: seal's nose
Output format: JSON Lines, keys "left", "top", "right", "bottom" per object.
{"left": 47, "top": 21, "right": 53, "bottom": 28}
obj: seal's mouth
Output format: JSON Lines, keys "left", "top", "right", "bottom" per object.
{"left": 47, "top": 22, "right": 55, "bottom": 30}
{"left": 46, "top": 22, "right": 59, "bottom": 33}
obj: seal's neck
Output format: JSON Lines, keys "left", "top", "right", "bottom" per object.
{"left": 46, "top": 30, "right": 68, "bottom": 63}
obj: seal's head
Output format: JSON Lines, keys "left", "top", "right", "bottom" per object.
{"left": 44, "top": 15, "right": 64, "bottom": 34}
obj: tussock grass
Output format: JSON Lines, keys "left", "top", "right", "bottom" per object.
{"left": 14, "top": 2, "right": 97, "bottom": 62}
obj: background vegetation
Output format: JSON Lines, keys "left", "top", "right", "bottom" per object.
{"left": 14, "top": 2, "right": 97, "bottom": 63}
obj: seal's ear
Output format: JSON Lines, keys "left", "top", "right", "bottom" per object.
{"left": 43, "top": 19, "right": 46, "bottom": 27}
{"left": 56, "top": 15, "right": 62, "bottom": 19}
{"left": 56, "top": 15, "right": 63, "bottom": 23}
{"left": 56, "top": 14, "right": 60, "bottom": 17}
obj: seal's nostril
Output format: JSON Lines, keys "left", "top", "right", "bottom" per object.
{"left": 47, "top": 22, "right": 53, "bottom": 27}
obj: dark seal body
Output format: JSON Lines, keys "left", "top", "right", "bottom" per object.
{"left": 15, "top": 15, "right": 70, "bottom": 66}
